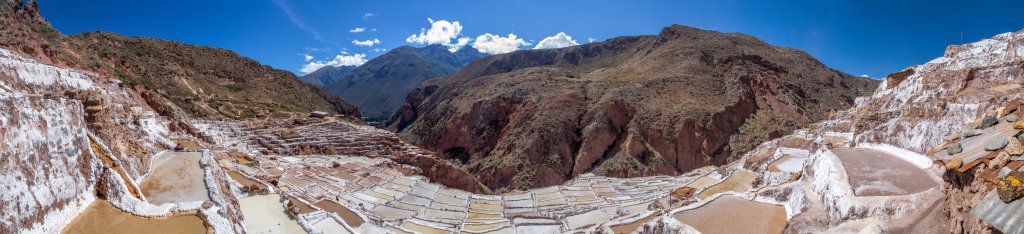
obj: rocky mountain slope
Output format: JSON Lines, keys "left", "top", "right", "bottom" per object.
{"left": 1, "top": 1, "right": 358, "bottom": 120}
{"left": 388, "top": 25, "right": 879, "bottom": 191}
{"left": 300, "top": 65, "right": 355, "bottom": 87}
{"left": 317, "top": 45, "right": 484, "bottom": 116}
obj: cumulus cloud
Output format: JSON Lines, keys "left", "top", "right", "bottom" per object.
{"left": 371, "top": 48, "right": 388, "bottom": 53}
{"left": 349, "top": 27, "right": 366, "bottom": 33}
{"left": 300, "top": 53, "right": 367, "bottom": 74}
{"left": 363, "top": 12, "right": 375, "bottom": 19}
{"left": 406, "top": 18, "right": 470, "bottom": 52}
{"left": 534, "top": 32, "right": 579, "bottom": 49}
{"left": 472, "top": 33, "right": 530, "bottom": 54}
{"left": 303, "top": 54, "right": 313, "bottom": 61}
{"left": 860, "top": 74, "right": 870, "bottom": 77}
{"left": 352, "top": 38, "right": 381, "bottom": 47}
{"left": 587, "top": 37, "right": 595, "bottom": 43}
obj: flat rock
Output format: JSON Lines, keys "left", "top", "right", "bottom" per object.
{"left": 1007, "top": 114, "right": 1020, "bottom": 123}
{"left": 986, "top": 137, "right": 1009, "bottom": 151}
{"left": 947, "top": 142, "right": 963, "bottom": 154}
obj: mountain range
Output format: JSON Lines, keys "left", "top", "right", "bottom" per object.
{"left": 304, "top": 44, "right": 485, "bottom": 116}
{"left": 387, "top": 25, "right": 879, "bottom": 191}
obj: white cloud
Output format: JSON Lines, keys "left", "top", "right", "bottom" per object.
{"left": 472, "top": 33, "right": 530, "bottom": 54}
{"left": 534, "top": 32, "right": 579, "bottom": 49}
{"left": 363, "top": 12, "right": 375, "bottom": 19}
{"left": 349, "top": 27, "right": 366, "bottom": 33}
{"left": 303, "top": 54, "right": 313, "bottom": 61}
{"left": 587, "top": 37, "right": 595, "bottom": 43}
{"left": 860, "top": 74, "right": 870, "bottom": 77}
{"left": 406, "top": 18, "right": 470, "bottom": 52}
{"left": 352, "top": 38, "right": 381, "bottom": 47}
{"left": 371, "top": 48, "right": 388, "bottom": 53}
{"left": 300, "top": 53, "right": 367, "bottom": 74}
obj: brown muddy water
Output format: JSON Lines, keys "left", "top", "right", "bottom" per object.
{"left": 62, "top": 200, "right": 207, "bottom": 234}
{"left": 313, "top": 200, "right": 365, "bottom": 227}
{"left": 832, "top": 147, "right": 938, "bottom": 196}
{"left": 610, "top": 213, "right": 655, "bottom": 234}
{"left": 673, "top": 195, "right": 787, "bottom": 234}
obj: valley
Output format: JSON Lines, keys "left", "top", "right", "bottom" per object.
{"left": 3, "top": 0, "right": 1024, "bottom": 233}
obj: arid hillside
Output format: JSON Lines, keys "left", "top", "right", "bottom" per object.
{"left": 1, "top": 1, "right": 358, "bottom": 120}
{"left": 389, "top": 25, "right": 879, "bottom": 191}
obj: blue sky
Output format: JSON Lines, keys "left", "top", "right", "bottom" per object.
{"left": 38, "top": 0, "right": 1024, "bottom": 78}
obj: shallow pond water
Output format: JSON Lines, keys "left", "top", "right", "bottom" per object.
{"left": 62, "top": 200, "right": 207, "bottom": 234}
{"left": 673, "top": 195, "right": 787, "bottom": 234}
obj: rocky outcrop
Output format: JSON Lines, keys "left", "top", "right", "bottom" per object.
{"left": 853, "top": 29, "right": 1024, "bottom": 154}
{"left": 389, "top": 25, "right": 878, "bottom": 191}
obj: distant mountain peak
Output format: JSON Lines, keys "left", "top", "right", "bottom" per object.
{"left": 312, "top": 45, "right": 487, "bottom": 116}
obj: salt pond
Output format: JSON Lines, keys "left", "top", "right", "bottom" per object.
{"left": 239, "top": 194, "right": 306, "bottom": 234}
{"left": 62, "top": 200, "right": 207, "bottom": 234}
{"left": 673, "top": 195, "right": 787, "bottom": 234}
{"left": 140, "top": 151, "right": 210, "bottom": 204}
{"left": 832, "top": 147, "right": 938, "bottom": 196}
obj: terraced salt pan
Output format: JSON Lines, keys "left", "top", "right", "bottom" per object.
{"left": 697, "top": 170, "right": 757, "bottom": 200}
{"left": 832, "top": 148, "right": 938, "bottom": 196}
{"left": 768, "top": 148, "right": 810, "bottom": 173}
{"left": 140, "top": 151, "right": 210, "bottom": 205}
{"left": 312, "top": 200, "right": 364, "bottom": 227}
{"left": 673, "top": 195, "right": 787, "bottom": 234}
{"left": 312, "top": 218, "right": 352, "bottom": 234}
{"left": 62, "top": 200, "right": 207, "bottom": 234}
{"left": 238, "top": 194, "right": 306, "bottom": 234}
{"left": 608, "top": 212, "right": 655, "bottom": 234}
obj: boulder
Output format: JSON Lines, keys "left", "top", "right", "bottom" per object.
{"left": 997, "top": 107, "right": 1008, "bottom": 118}
{"left": 945, "top": 157, "right": 963, "bottom": 170}
{"left": 946, "top": 142, "right": 963, "bottom": 154}
{"left": 1008, "top": 114, "right": 1020, "bottom": 123}
{"left": 1017, "top": 130, "right": 1024, "bottom": 141}
{"left": 1007, "top": 137, "right": 1024, "bottom": 156}
{"left": 997, "top": 171, "right": 1024, "bottom": 203}
{"left": 1016, "top": 120, "right": 1024, "bottom": 129}
{"left": 986, "top": 137, "right": 1009, "bottom": 151}
{"left": 980, "top": 116, "right": 998, "bottom": 129}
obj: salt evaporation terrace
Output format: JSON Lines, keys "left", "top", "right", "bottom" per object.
{"left": 140, "top": 151, "right": 211, "bottom": 204}
{"left": 239, "top": 194, "right": 306, "bottom": 234}
{"left": 62, "top": 200, "right": 208, "bottom": 234}
{"left": 189, "top": 114, "right": 950, "bottom": 233}
{"left": 833, "top": 147, "right": 940, "bottom": 196}
{"left": 672, "top": 195, "right": 788, "bottom": 234}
